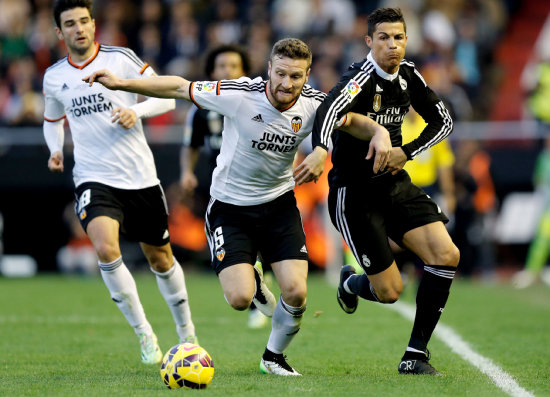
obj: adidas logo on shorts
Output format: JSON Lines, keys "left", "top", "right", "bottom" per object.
{"left": 300, "top": 245, "right": 308, "bottom": 253}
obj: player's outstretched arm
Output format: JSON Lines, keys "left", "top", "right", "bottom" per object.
{"left": 83, "top": 69, "right": 191, "bottom": 101}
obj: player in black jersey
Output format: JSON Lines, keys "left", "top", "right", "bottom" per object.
{"left": 295, "top": 7, "right": 459, "bottom": 375}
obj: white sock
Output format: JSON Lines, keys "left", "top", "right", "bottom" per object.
{"left": 266, "top": 297, "right": 306, "bottom": 354}
{"left": 98, "top": 257, "right": 152, "bottom": 336}
{"left": 151, "top": 257, "right": 195, "bottom": 341}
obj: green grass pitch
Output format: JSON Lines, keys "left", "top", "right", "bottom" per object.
{"left": 0, "top": 271, "right": 549, "bottom": 396}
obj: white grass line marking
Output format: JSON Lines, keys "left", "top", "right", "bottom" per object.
{"left": 389, "top": 301, "right": 535, "bottom": 397}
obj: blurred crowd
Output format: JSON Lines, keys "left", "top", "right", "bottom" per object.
{"left": 5, "top": 0, "right": 548, "bottom": 283}
{"left": 0, "top": 0, "right": 518, "bottom": 126}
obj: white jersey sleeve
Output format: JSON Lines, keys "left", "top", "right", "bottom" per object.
{"left": 189, "top": 76, "right": 253, "bottom": 117}
{"left": 43, "top": 63, "right": 66, "bottom": 122}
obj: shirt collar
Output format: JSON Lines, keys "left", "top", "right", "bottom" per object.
{"left": 367, "top": 51, "right": 399, "bottom": 81}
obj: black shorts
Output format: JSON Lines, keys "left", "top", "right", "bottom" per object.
{"left": 74, "top": 182, "right": 170, "bottom": 246}
{"left": 328, "top": 170, "right": 448, "bottom": 275}
{"left": 205, "top": 191, "right": 308, "bottom": 274}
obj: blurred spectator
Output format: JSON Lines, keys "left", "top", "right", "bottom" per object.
{"left": 1, "top": 57, "right": 44, "bottom": 126}
{"left": 525, "top": 59, "right": 550, "bottom": 124}
{"left": 453, "top": 140, "right": 497, "bottom": 278}
{"left": 512, "top": 133, "right": 550, "bottom": 288}
{"left": 402, "top": 109, "right": 456, "bottom": 217}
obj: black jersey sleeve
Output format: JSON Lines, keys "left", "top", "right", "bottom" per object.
{"left": 183, "top": 106, "right": 207, "bottom": 149}
{"left": 401, "top": 69, "right": 453, "bottom": 160}
{"left": 311, "top": 69, "right": 373, "bottom": 150}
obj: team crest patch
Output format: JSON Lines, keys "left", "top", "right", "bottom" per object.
{"left": 399, "top": 75, "right": 407, "bottom": 90}
{"left": 79, "top": 209, "right": 87, "bottom": 220}
{"left": 362, "top": 254, "right": 371, "bottom": 267}
{"left": 291, "top": 116, "right": 302, "bottom": 133}
{"left": 341, "top": 79, "right": 362, "bottom": 102}
{"left": 216, "top": 248, "right": 225, "bottom": 261}
{"left": 373, "top": 94, "right": 381, "bottom": 112}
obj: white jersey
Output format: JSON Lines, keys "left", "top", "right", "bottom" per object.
{"left": 43, "top": 43, "right": 159, "bottom": 189}
{"left": 190, "top": 76, "right": 327, "bottom": 206}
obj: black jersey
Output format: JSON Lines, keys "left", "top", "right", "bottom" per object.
{"left": 183, "top": 105, "right": 224, "bottom": 170}
{"left": 311, "top": 52, "right": 453, "bottom": 188}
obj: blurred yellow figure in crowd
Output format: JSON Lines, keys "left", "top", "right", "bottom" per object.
{"left": 402, "top": 109, "right": 456, "bottom": 216}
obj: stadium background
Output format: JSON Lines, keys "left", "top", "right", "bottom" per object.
{"left": 0, "top": 0, "right": 549, "bottom": 279}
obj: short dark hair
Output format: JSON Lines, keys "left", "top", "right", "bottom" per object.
{"left": 204, "top": 44, "right": 251, "bottom": 77}
{"left": 270, "top": 38, "right": 312, "bottom": 70}
{"left": 53, "top": 0, "right": 93, "bottom": 28}
{"left": 367, "top": 8, "right": 406, "bottom": 37}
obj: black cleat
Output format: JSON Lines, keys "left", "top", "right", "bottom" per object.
{"left": 398, "top": 350, "right": 442, "bottom": 376}
{"left": 337, "top": 265, "right": 358, "bottom": 314}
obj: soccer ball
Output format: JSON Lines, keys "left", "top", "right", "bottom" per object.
{"left": 160, "top": 343, "right": 215, "bottom": 389}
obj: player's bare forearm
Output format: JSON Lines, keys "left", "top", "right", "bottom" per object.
{"left": 293, "top": 146, "right": 327, "bottom": 185}
{"left": 83, "top": 70, "right": 190, "bottom": 100}
{"left": 339, "top": 112, "right": 384, "bottom": 140}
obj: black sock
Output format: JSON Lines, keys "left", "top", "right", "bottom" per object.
{"left": 346, "top": 274, "right": 379, "bottom": 302}
{"left": 408, "top": 265, "right": 456, "bottom": 352}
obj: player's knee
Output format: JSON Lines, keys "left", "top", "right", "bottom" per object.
{"left": 439, "top": 243, "right": 460, "bottom": 268}
{"left": 94, "top": 241, "right": 120, "bottom": 263}
{"left": 149, "top": 256, "right": 172, "bottom": 273}
{"left": 377, "top": 288, "right": 401, "bottom": 303}
{"left": 225, "top": 291, "right": 252, "bottom": 311}
{"left": 375, "top": 280, "right": 403, "bottom": 303}
{"left": 281, "top": 282, "right": 307, "bottom": 307}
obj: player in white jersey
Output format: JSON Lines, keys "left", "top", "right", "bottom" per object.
{"left": 84, "top": 38, "right": 392, "bottom": 376}
{"left": 43, "top": 0, "right": 197, "bottom": 365}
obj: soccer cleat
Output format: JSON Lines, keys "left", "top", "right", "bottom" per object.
{"left": 180, "top": 335, "right": 199, "bottom": 345}
{"left": 252, "top": 261, "right": 276, "bottom": 317}
{"left": 139, "top": 332, "right": 163, "bottom": 365}
{"left": 511, "top": 270, "right": 536, "bottom": 289}
{"left": 337, "top": 265, "right": 358, "bottom": 314}
{"left": 260, "top": 350, "right": 301, "bottom": 376}
{"left": 398, "top": 350, "right": 442, "bottom": 376}
{"left": 248, "top": 307, "right": 268, "bottom": 329}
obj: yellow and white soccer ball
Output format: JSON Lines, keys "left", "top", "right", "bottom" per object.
{"left": 160, "top": 343, "right": 215, "bottom": 389}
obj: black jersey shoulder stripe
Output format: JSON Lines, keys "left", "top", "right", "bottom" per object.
{"left": 220, "top": 79, "right": 265, "bottom": 88}
{"left": 301, "top": 86, "right": 326, "bottom": 101}
{"left": 360, "top": 59, "right": 375, "bottom": 72}
{"left": 45, "top": 56, "right": 68, "bottom": 72}
{"left": 410, "top": 101, "right": 453, "bottom": 158}
{"left": 302, "top": 85, "right": 327, "bottom": 99}
{"left": 99, "top": 46, "right": 144, "bottom": 69}
{"left": 220, "top": 81, "right": 265, "bottom": 92}
{"left": 99, "top": 47, "right": 144, "bottom": 68}
{"left": 400, "top": 59, "right": 416, "bottom": 68}
{"left": 100, "top": 44, "right": 144, "bottom": 67}
{"left": 99, "top": 48, "right": 143, "bottom": 69}
{"left": 319, "top": 67, "right": 373, "bottom": 147}
{"left": 220, "top": 81, "right": 265, "bottom": 90}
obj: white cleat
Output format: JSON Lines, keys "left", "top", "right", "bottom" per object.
{"left": 248, "top": 308, "right": 268, "bottom": 329}
{"left": 139, "top": 332, "right": 163, "bottom": 365}
{"left": 252, "top": 262, "right": 276, "bottom": 317}
{"left": 511, "top": 270, "right": 536, "bottom": 289}
{"left": 260, "top": 355, "right": 301, "bottom": 376}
